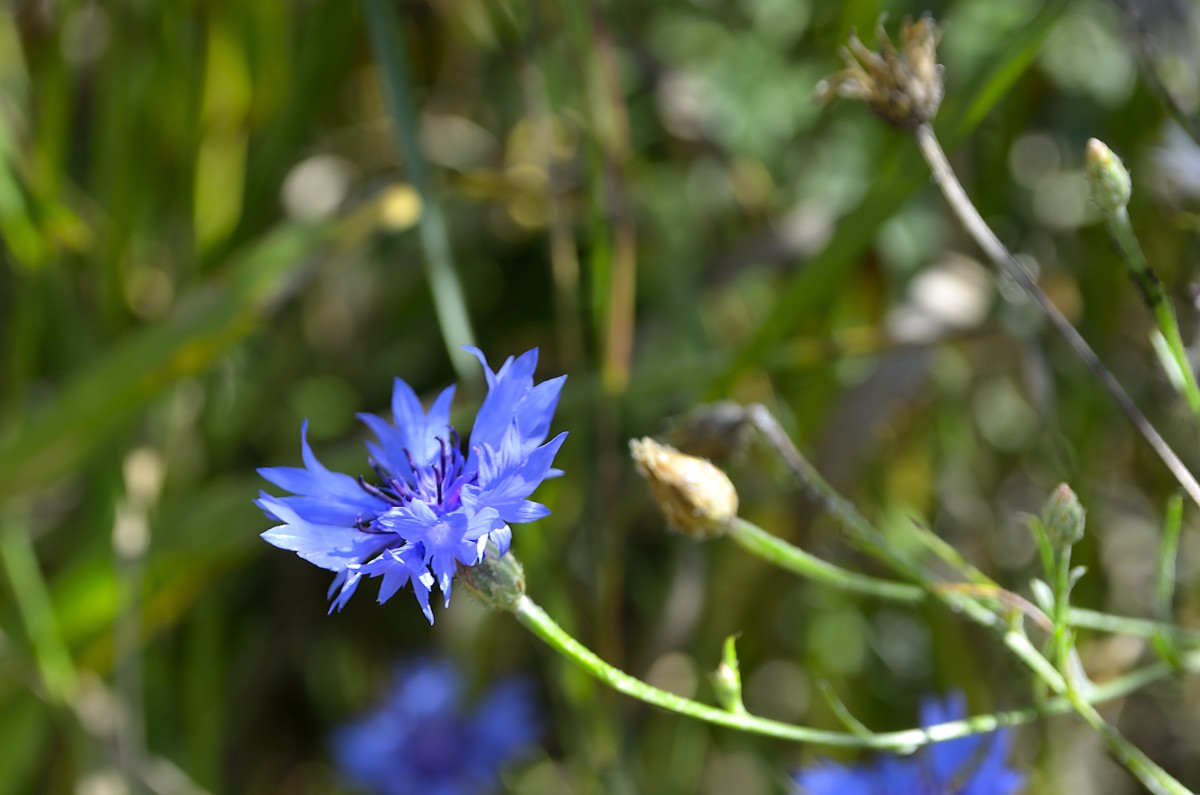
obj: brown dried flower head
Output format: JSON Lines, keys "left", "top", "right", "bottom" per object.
{"left": 629, "top": 437, "right": 739, "bottom": 538}
{"left": 816, "top": 15, "right": 944, "bottom": 130}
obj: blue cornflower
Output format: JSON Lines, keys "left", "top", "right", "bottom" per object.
{"left": 256, "top": 347, "right": 566, "bottom": 622}
{"left": 794, "top": 693, "right": 1026, "bottom": 795}
{"left": 332, "top": 659, "right": 540, "bottom": 795}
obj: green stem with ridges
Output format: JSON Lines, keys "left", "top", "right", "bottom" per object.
{"left": 1104, "top": 206, "right": 1200, "bottom": 422}
{"left": 914, "top": 123, "right": 1200, "bottom": 512}
{"left": 512, "top": 592, "right": 1200, "bottom": 756}
{"left": 727, "top": 517, "right": 923, "bottom": 602}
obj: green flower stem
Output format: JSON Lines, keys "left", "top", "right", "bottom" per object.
{"left": 1153, "top": 495, "right": 1185, "bottom": 665}
{"left": 512, "top": 592, "right": 1200, "bottom": 754}
{"left": 1052, "top": 545, "right": 1074, "bottom": 672}
{"left": 358, "top": 0, "right": 478, "bottom": 385}
{"left": 1103, "top": 207, "right": 1200, "bottom": 421}
{"left": 1005, "top": 627, "right": 1191, "bottom": 795}
{"left": 727, "top": 517, "right": 924, "bottom": 603}
{"left": 1067, "top": 607, "right": 1200, "bottom": 644}
{"left": 739, "top": 505, "right": 1200, "bottom": 643}
{"left": 913, "top": 122, "right": 1195, "bottom": 795}
{"left": 913, "top": 123, "right": 1200, "bottom": 512}
{"left": 740, "top": 396, "right": 1194, "bottom": 790}
{"left": 744, "top": 402, "right": 1200, "bottom": 644}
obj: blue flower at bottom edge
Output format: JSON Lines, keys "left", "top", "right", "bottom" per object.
{"left": 794, "top": 693, "right": 1026, "bottom": 795}
{"left": 256, "top": 347, "right": 567, "bottom": 622}
{"left": 332, "top": 659, "right": 540, "bottom": 795}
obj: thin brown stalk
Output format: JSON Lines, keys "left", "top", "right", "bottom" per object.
{"left": 914, "top": 123, "right": 1200, "bottom": 511}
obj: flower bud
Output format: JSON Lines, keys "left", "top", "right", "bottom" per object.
{"left": 629, "top": 437, "right": 739, "bottom": 538}
{"left": 1041, "top": 483, "right": 1086, "bottom": 549}
{"left": 1085, "top": 138, "right": 1132, "bottom": 212}
{"left": 458, "top": 547, "right": 526, "bottom": 613}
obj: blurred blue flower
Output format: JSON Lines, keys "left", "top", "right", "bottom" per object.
{"left": 794, "top": 693, "right": 1026, "bottom": 795}
{"left": 332, "top": 659, "right": 540, "bottom": 795}
{"left": 257, "top": 347, "right": 566, "bottom": 622}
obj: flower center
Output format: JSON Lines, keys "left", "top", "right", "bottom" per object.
{"left": 356, "top": 431, "right": 470, "bottom": 524}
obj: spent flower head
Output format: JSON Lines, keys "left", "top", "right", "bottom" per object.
{"left": 816, "top": 15, "right": 944, "bottom": 130}
{"left": 256, "top": 347, "right": 566, "bottom": 623}
{"left": 794, "top": 693, "right": 1025, "bottom": 795}
{"left": 630, "top": 437, "right": 739, "bottom": 537}
{"left": 332, "top": 659, "right": 540, "bottom": 795}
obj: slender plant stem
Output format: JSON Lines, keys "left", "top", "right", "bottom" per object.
{"left": 1069, "top": 607, "right": 1199, "bottom": 643}
{"left": 1052, "top": 546, "right": 1074, "bottom": 671}
{"left": 1010, "top": 627, "right": 1191, "bottom": 795}
{"left": 914, "top": 124, "right": 1200, "bottom": 511}
{"left": 727, "top": 517, "right": 924, "bottom": 602}
{"left": 738, "top": 397, "right": 1194, "bottom": 790}
{"left": 512, "top": 592, "right": 1200, "bottom": 752}
{"left": 1117, "top": 2, "right": 1200, "bottom": 146}
{"left": 744, "top": 401, "right": 1200, "bottom": 643}
{"left": 1103, "top": 206, "right": 1200, "bottom": 420}
{"left": 915, "top": 123, "right": 1195, "bottom": 793}
{"left": 358, "top": 0, "right": 478, "bottom": 384}
{"left": 1153, "top": 495, "right": 1186, "bottom": 665}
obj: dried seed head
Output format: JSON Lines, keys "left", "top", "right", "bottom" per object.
{"left": 816, "top": 15, "right": 944, "bottom": 130}
{"left": 630, "top": 437, "right": 739, "bottom": 538}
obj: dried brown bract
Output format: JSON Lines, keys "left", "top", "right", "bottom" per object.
{"left": 816, "top": 15, "right": 943, "bottom": 130}
{"left": 629, "top": 437, "right": 739, "bottom": 538}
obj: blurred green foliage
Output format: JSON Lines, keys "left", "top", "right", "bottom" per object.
{"left": 2, "top": 0, "right": 1200, "bottom": 792}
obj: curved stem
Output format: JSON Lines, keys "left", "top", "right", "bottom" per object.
{"left": 726, "top": 517, "right": 924, "bottom": 602}
{"left": 512, "top": 593, "right": 1199, "bottom": 750}
{"left": 1104, "top": 205, "right": 1200, "bottom": 421}
{"left": 914, "top": 123, "right": 1200, "bottom": 511}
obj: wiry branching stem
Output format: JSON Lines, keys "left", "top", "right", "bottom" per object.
{"left": 914, "top": 123, "right": 1200, "bottom": 511}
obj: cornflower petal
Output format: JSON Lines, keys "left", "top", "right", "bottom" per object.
{"left": 258, "top": 422, "right": 387, "bottom": 525}
{"left": 471, "top": 432, "right": 566, "bottom": 524}
{"left": 793, "top": 693, "right": 1026, "bottom": 795}
{"left": 463, "top": 345, "right": 556, "bottom": 463}
{"left": 258, "top": 496, "right": 393, "bottom": 571}
{"left": 257, "top": 348, "right": 565, "bottom": 621}
{"left": 331, "top": 660, "right": 540, "bottom": 795}
{"left": 512, "top": 375, "right": 567, "bottom": 455}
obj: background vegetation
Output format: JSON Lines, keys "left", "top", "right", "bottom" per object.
{"left": 2, "top": 0, "right": 1199, "bottom": 792}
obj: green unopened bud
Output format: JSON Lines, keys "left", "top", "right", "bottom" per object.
{"left": 629, "top": 437, "right": 739, "bottom": 538}
{"left": 1041, "top": 483, "right": 1086, "bottom": 549}
{"left": 1085, "top": 138, "right": 1132, "bottom": 212}
{"left": 458, "top": 547, "right": 525, "bottom": 613}
{"left": 711, "top": 636, "right": 746, "bottom": 714}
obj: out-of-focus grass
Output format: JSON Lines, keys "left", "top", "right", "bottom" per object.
{"left": 2, "top": 0, "right": 1199, "bottom": 792}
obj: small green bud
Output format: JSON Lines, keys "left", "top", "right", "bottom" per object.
{"left": 629, "top": 437, "right": 739, "bottom": 538}
{"left": 458, "top": 547, "right": 526, "bottom": 613}
{"left": 711, "top": 636, "right": 746, "bottom": 714}
{"left": 1085, "top": 138, "right": 1132, "bottom": 212}
{"left": 1041, "top": 483, "right": 1086, "bottom": 549}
